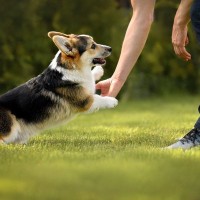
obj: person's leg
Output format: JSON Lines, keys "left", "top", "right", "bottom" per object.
{"left": 167, "top": 117, "right": 200, "bottom": 150}
{"left": 167, "top": 0, "right": 200, "bottom": 150}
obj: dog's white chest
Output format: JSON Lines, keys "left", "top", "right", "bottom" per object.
{"left": 83, "top": 75, "right": 95, "bottom": 94}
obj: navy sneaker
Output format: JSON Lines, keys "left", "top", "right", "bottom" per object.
{"left": 166, "top": 128, "right": 200, "bottom": 150}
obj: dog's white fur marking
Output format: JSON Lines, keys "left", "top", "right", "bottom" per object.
{"left": 50, "top": 51, "right": 61, "bottom": 69}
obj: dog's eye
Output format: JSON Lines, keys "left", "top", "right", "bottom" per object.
{"left": 91, "top": 43, "right": 96, "bottom": 49}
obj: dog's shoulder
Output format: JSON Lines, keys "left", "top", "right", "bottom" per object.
{"left": 38, "top": 68, "right": 79, "bottom": 90}
{"left": 41, "top": 62, "right": 94, "bottom": 112}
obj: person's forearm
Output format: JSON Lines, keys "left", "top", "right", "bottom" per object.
{"left": 174, "top": 0, "right": 193, "bottom": 27}
{"left": 172, "top": 0, "right": 193, "bottom": 61}
{"left": 112, "top": 0, "right": 156, "bottom": 84}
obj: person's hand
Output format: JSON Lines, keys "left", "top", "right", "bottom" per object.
{"left": 172, "top": 24, "right": 191, "bottom": 61}
{"left": 96, "top": 78, "right": 123, "bottom": 97}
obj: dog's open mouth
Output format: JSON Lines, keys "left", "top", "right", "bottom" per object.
{"left": 93, "top": 58, "right": 106, "bottom": 65}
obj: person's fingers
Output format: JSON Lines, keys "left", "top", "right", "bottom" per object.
{"left": 95, "top": 79, "right": 111, "bottom": 96}
{"left": 179, "top": 46, "right": 191, "bottom": 61}
{"left": 95, "top": 82, "right": 101, "bottom": 90}
{"left": 173, "top": 43, "right": 191, "bottom": 61}
{"left": 173, "top": 45, "right": 183, "bottom": 59}
{"left": 181, "top": 48, "right": 191, "bottom": 61}
{"left": 96, "top": 79, "right": 109, "bottom": 90}
{"left": 96, "top": 78, "right": 124, "bottom": 97}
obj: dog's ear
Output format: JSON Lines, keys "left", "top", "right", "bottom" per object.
{"left": 48, "top": 31, "right": 73, "bottom": 56}
{"left": 48, "top": 31, "right": 69, "bottom": 39}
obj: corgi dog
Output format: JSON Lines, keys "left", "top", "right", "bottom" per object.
{"left": 0, "top": 31, "right": 118, "bottom": 144}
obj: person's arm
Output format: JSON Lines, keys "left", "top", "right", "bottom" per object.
{"left": 96, "top": 0, "right": 156, "bottom": 97}
{"left": 172, "top": 0, "right": 193, "bottom": 61}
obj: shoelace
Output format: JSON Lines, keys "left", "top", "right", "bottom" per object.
{"left": 180, "top": 128, "right": 200, "bottom": 145}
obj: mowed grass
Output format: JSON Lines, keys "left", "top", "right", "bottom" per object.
{"left": 1, "top": 96, "right": 200, "bottom": 200}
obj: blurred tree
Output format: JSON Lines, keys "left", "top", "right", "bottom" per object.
{"left": 115, "top": 0, "right": 130, "bottom": 8}
{"left": 0, "top": 0, "right": 199, "bottom": 99}
{"left": 0, "top": 0, "right": 129, "bottom": 93}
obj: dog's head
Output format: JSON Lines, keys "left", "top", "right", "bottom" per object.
{"left": 48, "top": 31, "right": 112, "bottom": 69}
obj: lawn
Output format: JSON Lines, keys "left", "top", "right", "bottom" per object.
{"left": 1, "top": 96, "right": 200, "bottom": 200}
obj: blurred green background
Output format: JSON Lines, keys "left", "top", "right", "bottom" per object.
{"left": 1, "top": 2, "right": 200, "bottom": 200}
{"left": 0, "top": 0, "right": 200, "bottom": 98}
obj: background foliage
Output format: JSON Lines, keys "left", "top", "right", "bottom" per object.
{"left": 0, "top": 0, "right": 199, "bottom": 98}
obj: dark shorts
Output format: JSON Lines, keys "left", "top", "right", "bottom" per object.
{"left": 191, "top": 0, "right": 200, "bottom": 43}
{"left": 191, "top": 1, "right": 200, "bottom": 128}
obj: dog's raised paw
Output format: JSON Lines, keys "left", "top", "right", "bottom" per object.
{"left": 92, "top": 65, "right": 104, "bottom": 81}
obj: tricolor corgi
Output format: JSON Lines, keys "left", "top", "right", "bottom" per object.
{"left": 0, "top": 31, "right": 118, "bottom": 144}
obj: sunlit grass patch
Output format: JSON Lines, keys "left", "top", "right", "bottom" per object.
{"left": 1, "top": 96, "right": 200, "bottom": 200}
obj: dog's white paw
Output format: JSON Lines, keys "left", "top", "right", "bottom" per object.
{"left": 92, "top": 65, "right": 104, "bottom": 81}
{"left": 86, "top": 96, "right": 118, "bottom": 114}
{"left": 104, "top": 97, "right": 118, "bottom": 109}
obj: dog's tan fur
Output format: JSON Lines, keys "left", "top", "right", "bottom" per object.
{"left": 55, "top": 86, "right": 94, "bottom": 112}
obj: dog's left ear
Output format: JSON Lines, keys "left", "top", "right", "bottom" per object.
{"left": 48, "top": 31, "right": 73, "bottom": 56}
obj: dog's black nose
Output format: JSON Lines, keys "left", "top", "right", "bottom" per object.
{"left": 107, "top": 47, "right": 112, "bottom": 52}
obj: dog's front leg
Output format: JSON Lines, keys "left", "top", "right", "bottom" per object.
{"left": 92, "top": 65, "right": 104, "bottom": 81}
{"left": 85, "top": 94, "right": 118, "bottom": 114}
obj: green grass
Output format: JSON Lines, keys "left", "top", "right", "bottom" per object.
{"left": 1, "top": 96, "right": 200, "bottom": 200}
